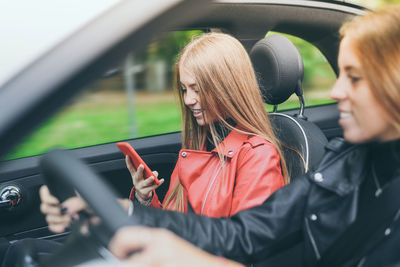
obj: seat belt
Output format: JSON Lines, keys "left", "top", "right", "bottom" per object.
{"left": 316, "top": 177, "right": 400, "bottom": 267}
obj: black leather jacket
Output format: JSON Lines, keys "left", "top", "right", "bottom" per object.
{"left": 132, "top": 138, "right": 400, "bottom": 266}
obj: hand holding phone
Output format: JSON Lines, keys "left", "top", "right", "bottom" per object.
{"left": 117, "top": 142, "right": 160, "bottom": 185}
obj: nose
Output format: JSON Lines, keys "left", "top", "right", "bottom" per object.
{"left": 329, "top": 76, "right": 347, "bottom": 102}
{"left": 184, "top": 90, "right": 198, "bottom": 106}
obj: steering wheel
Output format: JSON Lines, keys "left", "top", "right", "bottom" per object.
{"left": 37, "top": 149, "right": 137, "bottom": 266}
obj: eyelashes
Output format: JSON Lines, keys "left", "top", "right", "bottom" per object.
{"left": 348, "top": 75, "right": 361, "bottom": 84}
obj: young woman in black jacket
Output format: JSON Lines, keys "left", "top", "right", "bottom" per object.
{"left": 40, "top": 4, "right": 400, "bottom": 267}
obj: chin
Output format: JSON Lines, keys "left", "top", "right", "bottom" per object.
{"left": 196, "top": 119, "right": 206, "bottom": 126}
{"left": 343, "top": 131, "right": 370, "bottom": 144}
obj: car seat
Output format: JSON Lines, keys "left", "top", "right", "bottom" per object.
{"left": 250, "top": 34, "right": 328, "bottom": 181}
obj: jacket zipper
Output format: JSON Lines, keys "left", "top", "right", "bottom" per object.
{"left": 305, "top": 218, "right": 321, "bottom": 259}
{"left": 201, "top": 164, "right": 223, "bottom": 215}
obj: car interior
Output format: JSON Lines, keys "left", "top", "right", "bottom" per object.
{"left": 0, "top": 0, "right": 367, "bottom": 265}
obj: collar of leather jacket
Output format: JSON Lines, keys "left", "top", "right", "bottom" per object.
{"left": 210, "top": 129, "right": 249, "bottom": 158}
{"left": 307, "top": 137, "right": 369, "bottom": 196}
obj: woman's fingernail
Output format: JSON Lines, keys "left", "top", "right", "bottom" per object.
{"left": 60, "top": 207, "right": 68, "bottom": 215}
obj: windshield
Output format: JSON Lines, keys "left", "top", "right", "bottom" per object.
{"left": 0, "top": 0, "right": 120, "bottom": 87}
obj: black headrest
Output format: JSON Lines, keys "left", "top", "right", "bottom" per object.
{"left": 250, "top": 35, "right": 304, "bottom": 105}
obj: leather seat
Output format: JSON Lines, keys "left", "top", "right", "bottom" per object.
{"left": 250, "top": 35, "right": 328, "bottom": 181}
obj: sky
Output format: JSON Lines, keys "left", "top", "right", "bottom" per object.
{"left": 0, "top": 0, "right": 120, "bottom": 86}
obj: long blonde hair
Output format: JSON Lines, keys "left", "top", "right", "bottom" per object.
{"left": 163, "top": 33, "right": 289, "bottom": 211}
{"left": 340, "top": 5, "right": 400, "bottom": 133}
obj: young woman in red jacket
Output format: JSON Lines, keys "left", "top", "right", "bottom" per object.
{"left": 127, "top": 33, "right": 288, "bottom": 217}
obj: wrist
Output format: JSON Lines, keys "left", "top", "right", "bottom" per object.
{"left": 135, "top": 191, "right": 153, "bottom": 206}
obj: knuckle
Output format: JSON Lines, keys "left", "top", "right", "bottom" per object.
{"left": 49, "top": 225, "right": 61, "bottom": 233}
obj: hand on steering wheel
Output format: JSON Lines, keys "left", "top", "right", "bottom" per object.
{"left": 38, "top": 149, "right": 139, "bottom": 266}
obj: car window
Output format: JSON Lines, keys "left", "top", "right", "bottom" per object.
{"left": 265, "top": 32, "right": 337, "bottom": 112}
{"left": 7, "top": 30, "right": 203, "bottom": 160}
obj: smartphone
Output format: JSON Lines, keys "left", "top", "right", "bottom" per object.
{"left": 117, "top": 142, "right": 160, "bottom": 185}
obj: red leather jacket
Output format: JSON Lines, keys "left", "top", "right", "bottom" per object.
{"left": 133, "top": 130, "right": 285, "bottom": 218}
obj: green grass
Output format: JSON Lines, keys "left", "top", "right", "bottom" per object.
{"left": 6, "top": 93, "right": 181, "bottom": 160}
{"left": 135, "top": 102, "right": 181, "bottom": 136}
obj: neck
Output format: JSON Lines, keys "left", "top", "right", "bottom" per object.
{"left": 206, "top": 118, "right": 236, "bottom": 151}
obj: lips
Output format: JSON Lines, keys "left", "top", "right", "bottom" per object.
{"left": 192, "top": 109, "right": 203, "bottom": 118}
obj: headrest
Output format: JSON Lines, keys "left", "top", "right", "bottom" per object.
{"left": 250, "top": 35, "right": 304, "bottom": 105}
